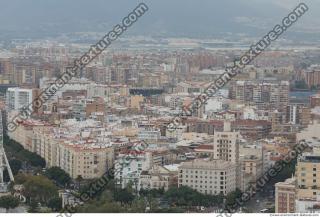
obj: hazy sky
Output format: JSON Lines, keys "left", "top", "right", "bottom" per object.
{"left": 0, "top": 0, "right": 319, "bottom": 39}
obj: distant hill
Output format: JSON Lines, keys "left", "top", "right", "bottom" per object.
{"left": 0, "top": 0, "right": 318, "bottom": 40}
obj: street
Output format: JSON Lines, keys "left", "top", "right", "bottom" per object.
{"left": 244, "top": 184, "right": 275, "bottom": 213}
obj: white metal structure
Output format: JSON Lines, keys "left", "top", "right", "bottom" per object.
{"left": 0, "top": 112, "right": 14, "bottom": 192}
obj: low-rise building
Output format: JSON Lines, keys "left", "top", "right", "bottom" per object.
{"left": 139, "top": 165, "right": 177, "bottom": 191}
{"left": 275, "top": 177, "right": 296, "bottom": 213}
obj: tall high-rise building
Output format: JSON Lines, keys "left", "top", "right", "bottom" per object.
{"left": 213, "top": 122, "right": 240, "bottom": 164}
{"left": 213, "top": 121, "right": 241, "bottom": 189}
{"left": 286, "top": 105, "right": 311, "bottom": 127}
{"left": 6, "top": 87, "right": 34, "bottom": 111}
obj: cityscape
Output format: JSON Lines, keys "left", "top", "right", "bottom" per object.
{"left": 0, "top": 0, "right": 320, "bottom": 215}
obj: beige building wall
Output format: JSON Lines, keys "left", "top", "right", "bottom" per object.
{"left": 275, "top": 178, "right": 296, "bottom": 213}
{"left": 296, "top": 160, "right": 320, "bottom": 200}
{"left": 178, "top": 159, "right": 236, "bottom": 196}
{"left": 10, "top": 123, "right": 115, "bottom": 179}
{"left": 129, "top": 95, "right": 144, "bottom": 110}
{"left": 213, "top": 127, "right": 240, "bottom": 164}
{"left": 139, "top": 165, "right": 175, "bottom": 191}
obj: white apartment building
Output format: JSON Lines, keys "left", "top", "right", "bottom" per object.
{"left": 138, "top": 122, "right": 161, "bottom": 142}
{"left": 296, "top": 195, "right": 320, "bottom": 213}
{"left": 115, "top": 152, "right": 152, "bottom": 189}
{"left": 178, "top": 159, "right": 236, "bottom": 196}
{"left": 6, "top": 87, "right": 33, "bottom": 111}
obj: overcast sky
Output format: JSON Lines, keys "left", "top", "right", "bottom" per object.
{"left": 0, "top": 0, "right": 318, "bottom": 39}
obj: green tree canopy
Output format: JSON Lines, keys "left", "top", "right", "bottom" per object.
{"left": 9, "top": 159, "right": 22, "bottom": 175}
{"left": 0, "top": 195, "right": 20, "bottom": 212}
{"left": 45, "top": 166, "right": 71, "bottom": 187}
{"left": 47, "top": 197, "right": 62, "bottom": 212}
{"left": 23, "top": 175, "right": 58, "bottom": 204}
{"left": 3, "top": 134, "right": 46, "bottom": 168}
{"left": 164, "top": 186, "right": 223, "bottom": 207}
{"left": 114, "top": 188, "right": 135, "bottom": 205}
{"left": 225, "top": 188, "right": 242, "bottom": 207}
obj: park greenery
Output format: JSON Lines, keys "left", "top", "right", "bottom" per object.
{"left": 76, "top": 179, "right": 228, "bottom": 213}
{"left": 13, "top": 173, "right": 59, "bottom": 212}
{"left": 0, "top": 195, "right": 20, "bottom": 212}
{"left": 45, "top": 166, "right": 71, "bottom": 187}
{"left": 3, "top": 133, "right": 46, "bottom": 168}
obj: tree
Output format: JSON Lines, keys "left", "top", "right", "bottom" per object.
{"left": 130, "top": 198, "right": 146, "bottom": 212}
{"left": 47, "top": 197, "right": 62, "bottom": 212}
{"left": 23, "top": 175, "right": 58, "bottom": 204}
{"left": 0, "top": 195, "right": 20, "bottom": 212}
{"left": 165, "top": 186, "right": 223, "bottom": 208}
{"left": 77, "top": 200, "right": 125, "bottom": 213}
{"left": 19, "top": 149, "right": 46, "bottom": 168}
{"left": 45, "top": 167, "right": 71, "bottom": 187}
{"left": 9, "top": 159, "right": 22, "bottom": 175}
{"left": 3, "top": 136, "right": 46, "bottom": 168}
{"left": 114, "top": 188, "right": 135, "bottom": 205}
{"left": 140, "top": 188, "right": 164, "bottom": 198}
{"left": 14, "top": 173, "right": 28, "bottom": 184}
{"left": 225, "top": 188, "right": 242, "bottom": 207}
{"left": 28, "top": 199, "right": 39, "bottom": 213}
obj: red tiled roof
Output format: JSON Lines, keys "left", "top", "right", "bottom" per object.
{"left": 196, "top": 144, "right": 213, "bottom": 150}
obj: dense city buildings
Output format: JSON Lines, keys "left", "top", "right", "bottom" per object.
{"left": 2, "top": 44, "right": 320, "bottom": 213}
{"left": 1, "top": 43, "right": 320, "bottom": 213}
{"left": 0, "top": 2, "right": 318, "bottom": 213}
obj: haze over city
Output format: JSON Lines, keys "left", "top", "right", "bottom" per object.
{"left": 0, "top": 0, "right": 320, "bottom": 216}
